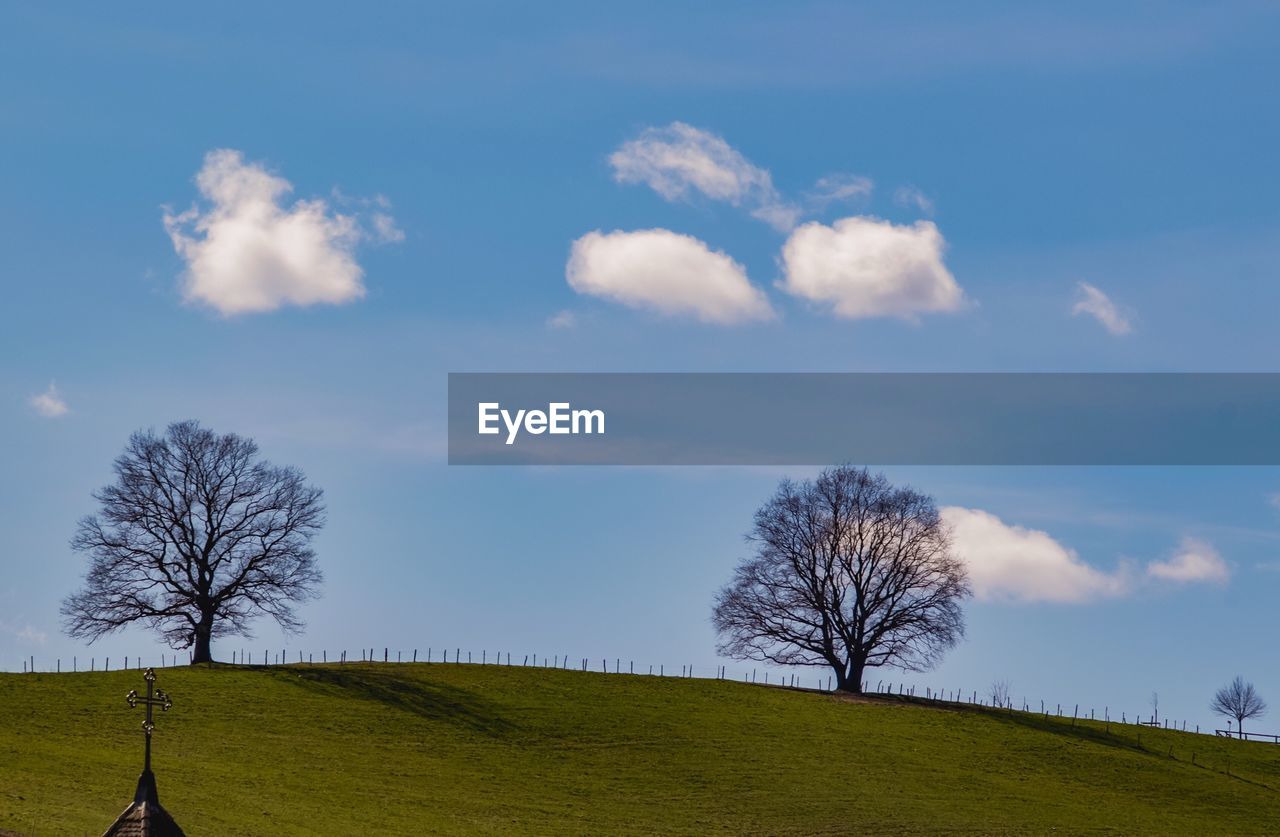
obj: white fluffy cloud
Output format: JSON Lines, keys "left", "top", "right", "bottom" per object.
{"left": 29, "top": 382, "right": 69, "bottom": 418}
{"left": 1071, "top": 282, "right": 1132, "bottom": 335}
{"left": 609, "top": 122, "right": 800, "bottom": 231}
{"left": 566, "top": 228, "right": 773, "bottom": 324}
{"left": 599, "top": 126, "right": 967, "bottom": 324}
{"left": 942, "top": 507, "right": 1130, "bottom": 603}
{"left": 779, "top": 216, "right": 964, "bottom": 319}
{"left": 1146, "top": 537, "right": 1229, "bottom": 584}
{"left": 164, "top": 149, "right": 398, "bottom": 315}
{"left": 944, "top": 508, "right": 1229, "bottom": 603}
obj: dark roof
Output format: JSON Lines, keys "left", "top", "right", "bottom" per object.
{"left": 102, "top": 800, "right": 185, "bottom": 837}
{"left": 101, "top": 771, "right": 186, "bottom": 837}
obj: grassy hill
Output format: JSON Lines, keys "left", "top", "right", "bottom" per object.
{"left": 3, "top": 663, "right": 1280, "bottom": 835}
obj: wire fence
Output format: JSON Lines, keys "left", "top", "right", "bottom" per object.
{"left": 860, "top": 679, "right": 1212, "bottom": 736}
{"left": 9, "top": 646, "right": 837, "bottom": 687}
{"left": 3, "top": 648, "right": 1244, "bottom": 739}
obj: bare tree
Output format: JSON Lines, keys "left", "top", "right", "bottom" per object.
{"left": 991, "top": 680, "right": 1013, "bottom": 708}
{"left": 1211, "top": 676, "right": 1267, "bottom": 739}
{"left": 62, "top": 420, "right": 324, "bottom": 664}
{"left": 712, "top": 466, "right": 970, "bottom": 693}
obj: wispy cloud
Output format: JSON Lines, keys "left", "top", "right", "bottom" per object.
{"left": 609, "top": 122, "right": 801, "bottom": 231}
{"left": 807, "top": 173, "right": 874, "bottom": 210}
{"left": 371, "top": 212, "right": 405, "bottom": 244}
{"left": 558, "top": 6, "right": 1266, "bottom": 90}
{"left": 546, "top": 309, "right": 577, "bottom": 329}
{"left": 1071, "top": 281, "right": 1133, "bottom": 335}
{"left": 0, "top": 620, "right": 47, "bottom": 646}
{"left": 893, "top": 185, "right": 935, "bottom": 216}
{"left": 164, "top": 149, "right": 401, "bottom": 316}
{"left": 29, "top": 382, "right": 69, "bottom": 418}
{"left": 1146, "top": 537, "right": 1229, "bottom": 584}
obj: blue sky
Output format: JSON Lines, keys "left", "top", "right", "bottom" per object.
{"left": 3, "top": 2, "right": 1280, "bottom": 732}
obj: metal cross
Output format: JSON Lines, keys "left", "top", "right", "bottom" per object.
{"left": 126, "top": 667, "right": 173, "bottom": 774}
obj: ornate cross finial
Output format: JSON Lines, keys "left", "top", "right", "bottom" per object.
{"left": 126, "top": 667, "right": 173, "bottom": 776}
{"left": 108, "top": 667, "right": 186, "bottom": 831}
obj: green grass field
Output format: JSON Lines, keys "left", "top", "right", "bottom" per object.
{"left": 3, "top": 663, "right": 1280, "bottom": 835}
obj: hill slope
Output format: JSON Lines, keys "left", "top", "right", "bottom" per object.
{"left": 3, "top": 663, "right": 1279, "bottom": 835}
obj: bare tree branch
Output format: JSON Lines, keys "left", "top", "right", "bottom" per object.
{"left": 61, "top": 420, "right": 324, "bottom": 663}
{"left": 1211, "top": 676, "right": 1267, "bottom": 738}
{"left": 712, "top": 466, "right": 970, "bottom": 693}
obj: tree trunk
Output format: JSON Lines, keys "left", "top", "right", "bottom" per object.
{"left": 191, "top": 618, "right": 213, "bottom": 664}
{"left": 836, "top": 657, "right": 866, "bottom": 694}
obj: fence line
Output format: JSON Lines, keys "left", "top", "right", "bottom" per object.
{"left": 4, "top": 649, "right": 1230, "bottom": 738}
{"left": 858, "top": 681, "right": 1205, "bottom": 736}
{"left": 1214, "top": 729, "right": 1280, "bottom": 743}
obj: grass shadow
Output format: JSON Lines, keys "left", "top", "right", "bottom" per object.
{"left": 855, "top": 693, "right": 1169, "bottom": 756}
{"left": 259, "top": 665, "right": 518, "bottom": 737}
{"left": 869, "top": 694, "right": 1280, "bottom": 791}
